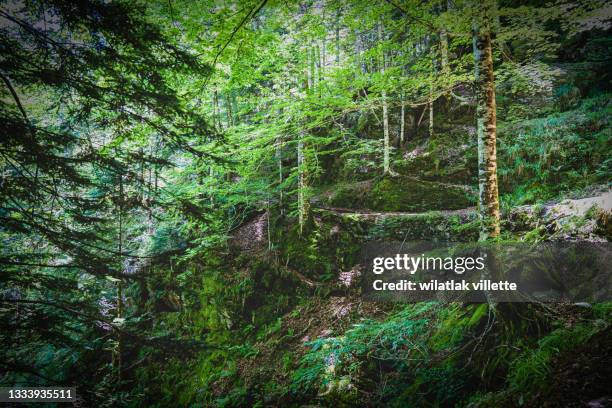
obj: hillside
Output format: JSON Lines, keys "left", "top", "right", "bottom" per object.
{"left": 1, "top": 1, "right": 611, "bottom": 407}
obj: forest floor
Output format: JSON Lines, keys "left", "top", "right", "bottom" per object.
{"left": 224, "top": 187, "right": 611, "bottom": 406}
{"left": 534, "top": 326, "right": 612, "bottom": 408}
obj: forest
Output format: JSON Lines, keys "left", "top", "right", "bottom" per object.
{"left": 0, "top": 0, "right": 611, "bottom": 406}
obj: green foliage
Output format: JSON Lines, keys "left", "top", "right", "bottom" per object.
{"left": 499, "top": 94, "right": 612, "bottom": 205}
{"left": 2, "top": 0, "right": 611, "bottom": 406}
{"left": 292, "top": 303, "right": 434, "bottom": 398}
{"left": 507, "top": 324, "right": 600, "bottom": 392}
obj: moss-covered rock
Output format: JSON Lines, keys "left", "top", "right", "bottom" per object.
{"left": 369, "top": 176, "right": 474, "bottom": 212}
{"left": 281, "top": 211, "right": 364, "bottom": 280}
{"left": 325, "top": 176, "right": 475, "bottom": 212}
{"left": 365, "top": 211, "right": 479, "bottom": 242}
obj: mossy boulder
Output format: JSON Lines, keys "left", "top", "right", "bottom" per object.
{"left": 325, "top": 176, "right": 475, "bottom": 212}
{"left": 281, "top": 212, "right": 364, "bottom": 279}
{"left": 364, "top": 211, "right": 480, "bottom": 242}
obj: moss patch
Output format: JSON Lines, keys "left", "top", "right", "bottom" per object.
{"left": 365, "top": 211, "right": 479, "bottom": 242}
{"left": 326, "top": 176, "right": 475, "bottom": 212}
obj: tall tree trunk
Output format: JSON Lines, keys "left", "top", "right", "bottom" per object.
{"left": 473, "top": 4, "right": 500, "bottom": 239}
{"left": 429, "top": 83, "right": 434, "bottom": 138}
{"left": 315, "top": 43, "right": 322, "bottom": 98}
{"left": 297, "top": 132, "right": 308, "bottom": 235}
{"left": 276, "top": 136, "right": 283, "bottom": 214}
{"left": 306, "top": 48, "right": 311, "bottom": 91}
{"left": 225, "top": 92, "right": 233, "bottom": 127}
{"left": 309, "top": 46, "right": 316, "bottom": 92}
{"left": 354, "top": 30, "right": 366, "bottom": 74}
{"left": 440, "top": 29, "right": 450, "bottom": 76}
{"left": 232, "top": 92, "right": 238, "bottom": 125}
{"left": 382, "top": 94, "right": 390, "bottom": 173}
{"left": 116, "top": 174, "right": 123, "bottom": 383}
{"left": 316, "top": 43, "right": 322, "bottom": 83}
{"left": 440, "top": 1, "right": 450, "bottom": 78}
{"left": 400, "top": 94, "right": 405, "bottom": 147}
{"left": 209, "top": 166, "right": 214, "bottom": 205}
{"left": 378, "top": 21, "right": 390, "bottom": 174}
{"left": 213, "top": 89, "right": 222, "bottom": 131}
{"left": 321, "top": 36, "right": 326, "bottom": 79}
{"left": 335, "top": 8, "right": 341, "bottom": 64}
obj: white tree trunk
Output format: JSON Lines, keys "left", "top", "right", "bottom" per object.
{"left": 378, "top": 21, "right": 390, "bottom": 174}
{"left": 429, "top": 84, "right": 434, "bottom": 138}
{"left": 400, "top": 95, "right": 405, "bottom": 146}
{"left": 297, "top": 133, "right": 308, "bottom": 234}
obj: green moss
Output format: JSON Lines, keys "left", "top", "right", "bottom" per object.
{"left": 370, "top": 177, "right": 468, "bottom": 211}
{"left": 429, "top": 304, "right": 469, "bottom": 352}
{"left": 283, "top": 213, "right": 362, "bottom": 279}
{"left": 467, "top": 304, "right": 489, "bottom": 327}
{"left": 325, "top": 180, "right": 373, "bottom": 209}
{"left": 366, "top": 211, "right": 479, "bottom": 242}
{"left": 449, "top": 217, "right": 481, "bottom": 240}
{"left": 327, "top": 176, "right": 474, "bottom": 212}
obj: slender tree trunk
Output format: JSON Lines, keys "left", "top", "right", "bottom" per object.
{"left": 440, "top": 3, "right": 451, "bottom": 105}
{"left": 225, "top": 92, "right": 233, "bottom": 127}
{"left": 382, "top": 95, "right": 390, "bottom": 173}
{"left": 473, "top": 5, "right": 500, "bottom": 239}
{"left": 116, "top": 174, "right": 123, "bottom": 383}
{"left": 440, "top": 30, "right": 449, "bottom": 75}
{"left": 232, "top": 92, "right": 238, "bottom": 125}
{"left": 440, "top": 27, "right": 450, "bottom": 103}
{"left": 305, "top": 49, "right": 310, "bottom": 90}
{"left": 440, "top": 0, "right": 450, "bottom": 78}
{"left": 321, "top": 36, "right": 326, "bottom": 79}
{"left": 276, "top": 136, "right": 283, "bottom": 214}
{"left": 354, "top": 30, "right": 366, "bottom": 74}
{"left": 429, "top": 83, "right": 434, "bottom": 138}
{"left": 400, "top": 95, "right": 405, "bottom": 147}
{"left": 335, "top": 8, "right": 341, "bottom": 64}
{"left": 316, "top": 43, "right": 322, "bottom": 83}
{"left": 427, "top": 33, "right": 436, "bottom": 139}
{"left": 378, "top": 21, "right": 390, "bottom": 174}
{"left": 209, "top": 167, "right": 214, "bottom": 205}
{"left": 315, "top": 43, "right": 322, "bottom": 98}
{"left": 309, "top": 46, "right": 316, "bottom": 92}
{"left": 211, "top": 93, "right": 216, "bottom": 130}
{"left": 214, "top": 89, "right": 222, "bottom": 131}
{"left": 154, "top": 163, "right": 158, "bottom": 193}
{"left": 297, "top": 132, "right": 308, "bottom": 235}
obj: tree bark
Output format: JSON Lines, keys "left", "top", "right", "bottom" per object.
{"left": 378, "top": 21, "right": 390, "bottom": 174}
{"left": 116, "top": 174, "right": 123, "bottom": 383}
{"left": 315, "top": 43, "right": 322, "bottom": 97}
{"left": 225, "top": 92, "right": 233, "bottom": 127}
{"left": 276, "top": 136, "right": 283, "bottom": 214}
{"left": 400, "top": 94, "right": 405, "bottom": 147}
{"left": 309, "top": 46, "right": 316, "bottom": 92}
{"left": 354, "top": 29, "right": 366, "bottom": 74}
{"left": 297, "top": 133, "right": 308, "bottom": 235}
{"left": 213, "top": 89, "right": 222, "bottom": 131}
{"left": 428, "top": 84, "right": 434, "bottom": 138}
{"left": 440, "top": 1, "right": 450, "bottom": 78}
{"left": 473, "top": 5, "right": 500, "bottom": 239}
{"left": 440, "top": 29, "right": 449, "bottom": 76}
{"left": 335, "top": 8, "right": 341, "bottom": 64}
